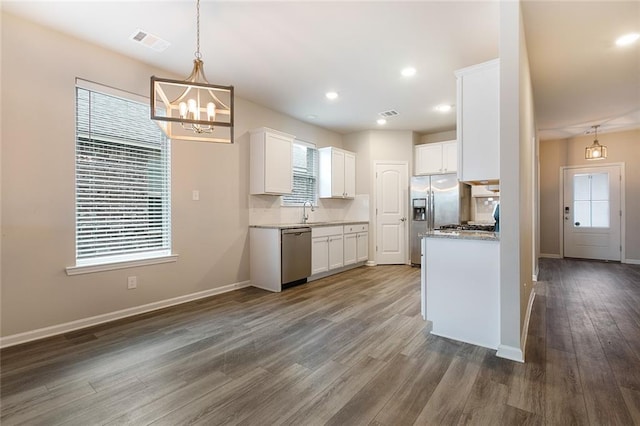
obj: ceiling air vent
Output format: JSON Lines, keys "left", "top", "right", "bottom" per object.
{"left": 379, "top": 110, "right": 399, "bottom": 118}
{"left": 129, "top": 29, "right": 170, "bottom": 52}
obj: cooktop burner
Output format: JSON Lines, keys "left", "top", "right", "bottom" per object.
{"left": 439, "top": 224, "right": 496, "bottom": 232}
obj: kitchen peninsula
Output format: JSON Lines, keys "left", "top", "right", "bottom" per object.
{"left": 421, "top": 230, "right": 500, "bottom": 349}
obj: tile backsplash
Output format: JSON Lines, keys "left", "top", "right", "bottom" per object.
{"left": 472, "top": 197, "right": 499, "bottom": 223}
{"left": 249, "top": 194, "right": 369, "bottom": 225}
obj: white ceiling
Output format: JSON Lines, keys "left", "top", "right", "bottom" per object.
{"left": 2, "top": 1, "right": 639, "bottom": 140}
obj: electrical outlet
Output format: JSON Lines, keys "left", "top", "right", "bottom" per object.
{"left": 192, "top": 190, "right": 200, "bottom": 201}
{"left": 127, "top": 276, "right": 137, "bottom": 289}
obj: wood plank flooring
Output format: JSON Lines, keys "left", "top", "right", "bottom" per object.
{"left": 1, "top": 259, "right": 639, "bottom": 425}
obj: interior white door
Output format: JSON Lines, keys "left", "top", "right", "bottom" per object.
{"left": 563, "top": 165, "right": 621, "bottom": 261}
{"left": 376, "top": 163, "right": 408, "bottom": 264}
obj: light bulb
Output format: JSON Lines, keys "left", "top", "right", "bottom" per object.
{"left": 187, "top": 99, "right": 198, "bottom": 120}
{"left": 207, "top": 102, "right": 216, "bottom": 121}
{"left": 179, "top": 102, "right": 187, "bottom": 118}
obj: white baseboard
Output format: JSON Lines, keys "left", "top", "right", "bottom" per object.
{"left": 532, "top": 264, "right": 539, "bottom": 282}
{"left": 496, "top": 288, "right": 534, "bottom": 363}
{"left": 496, "top": 344, "right": 524, "bottom": 362}
{"left": 429, "top": 330, "right": 498, "bottom": 351}
{"left": 0, "top": 280, "right": 251, "bottom": 349}
{"left": 624, "top": 259, "right": 640, "bottom": 265}
{"left": 539, "top": 253, "right": 561, "bottom": 259}
{"left": 519, "top": 288, "right": 536, "bottom": 362}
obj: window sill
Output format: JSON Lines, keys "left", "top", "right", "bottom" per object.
{"left": 66, "top": 253, "right": 179, "bottom": 276}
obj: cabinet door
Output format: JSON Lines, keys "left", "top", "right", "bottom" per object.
{"left": 328, "top": 235, "right": 344, "bottom": 270}
{"left": 264, "top": 132, "right": 293, "bottom": 193}
{"left": 458, "top": 61, "right": 499, "bottom": 181}
{"left": 331, "top": 150, "right": 345, "bottom": 197}
{"left": 312, "top": 236, "right": 329, "bottom": 274}
{"left": 356, "top": 232, "right": 368, "bottom": 262}
{"left": 343, "top": 233, "right": 357, "bottom": 265}
{"left": 416, "top": 144, "right": 443, "bottom": 175}
{"left": 442, "top": 142, "right": 458, "bottom": 173}
{"left": 344, "top": 152, "right": 356, "bottom": 198}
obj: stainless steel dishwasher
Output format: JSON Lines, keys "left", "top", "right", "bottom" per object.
{"left": 281, "top": 227, "right": 311, "bottom": 286}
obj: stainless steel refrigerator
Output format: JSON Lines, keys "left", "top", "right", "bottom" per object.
{"left": 410, "top": 174, "right": 470, "bottom": 265}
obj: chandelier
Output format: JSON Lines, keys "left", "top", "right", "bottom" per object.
{"left": 150, "top": 0, "right": 234, "bottom": 143}
{"left": 585, "top": 125, "right": 607, "bottom": 160}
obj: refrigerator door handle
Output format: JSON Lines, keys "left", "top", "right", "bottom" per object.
{"left": 430, "top": 192, "right": 435, "bottom": 230}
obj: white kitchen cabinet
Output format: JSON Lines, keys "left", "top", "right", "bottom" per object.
{"left": 343, "top": 232, "right": 357, "bottom": 266}
{"left": 318, "top": 147, "right": 356, "bottom": 199}
{"left": 250, "top": 127, "right": 294, "bottom": 195}
{"left": 414, "top": 141, "right": 457, "bottom": 175}
{"left": 455, "top": 59, "right": 500, "bottom": 182}
{"left": 311, "top": 236, "right": 329, "bottom": 275}
{"left": 328, "top": 235, "right": 344, "bottom": 270}
{"left": 344, "top": 223, "right": 368, "bottom": 265}
{"left": 312, "top": 226, "right": 343, "bottom": 274}
{"left": 356, "top": 232, "right": 368, "bottom": 262}
{"left": 311, "top": 223, "right": 368, "bottom": 279}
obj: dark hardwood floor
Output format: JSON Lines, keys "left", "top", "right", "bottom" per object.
{"left": 1, "top": 259, "right": 639, "bottom": 425}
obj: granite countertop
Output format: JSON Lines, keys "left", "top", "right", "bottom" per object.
{"left": 421, "top": 230, "right": 500, "bottom": 241}
{"left": 250, "top": 220, "right": 368, "bottom": 229}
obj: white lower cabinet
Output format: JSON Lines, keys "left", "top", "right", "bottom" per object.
{"left": 344, "top": 233, "right": 357, "bottom": 266}
{"left": 311, "top": 223, "right": 368, "bottom": 279}
{"left": 311, "top": 236, "right": 329, "bottom": 275}
{"left": 356, "top": 232, "right": 368, "bottom": 262}
{"left": 328, "top": 235, "right": 344, "bottom": 270}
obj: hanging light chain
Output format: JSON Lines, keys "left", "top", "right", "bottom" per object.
{"left": 195, "top": 0, "right": 202, "bottom": 59}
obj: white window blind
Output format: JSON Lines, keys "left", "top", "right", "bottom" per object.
{"left": 282, "top": 140, "right": 318, "bottom": 206}
{"left": 75, "top": 83, "right": 171, "bottom": 265}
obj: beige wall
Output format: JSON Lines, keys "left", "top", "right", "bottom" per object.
{"left": 0, "top": 12, "right": 343, "bottom": 338}
{"left": 540, "top": 129, "right": 640, "bottom": 262}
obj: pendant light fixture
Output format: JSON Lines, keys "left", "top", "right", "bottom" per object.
{"left": 150, "top": 0, "right": 234, "bottom": 143}
{"left": 585, "top": 125, "right": 607, "bottom": 160}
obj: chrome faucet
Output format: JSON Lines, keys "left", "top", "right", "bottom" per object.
{"left": 302, "top": 200, "right": 315, "bottom": 224}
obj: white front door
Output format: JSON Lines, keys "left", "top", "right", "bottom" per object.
{"left": 563, "top": 165, "right": 621, "bottom": 261}
{"left": 375, "top": 163, "right": 408, "bottom": 264}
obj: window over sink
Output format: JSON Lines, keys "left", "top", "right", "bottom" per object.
{"left": 282, "top": 140, "right": 318, "bottom": 206}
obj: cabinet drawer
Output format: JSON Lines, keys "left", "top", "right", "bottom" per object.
{"left": 312, "top": 226, "right": 343, "bottom": 238}
{"left": 343, "top": 223, "right": 368, "bottom": 234}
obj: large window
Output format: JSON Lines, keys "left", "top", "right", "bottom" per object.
{"left": 282, "top": 140, "right": 318, "bottom": 206}
{"left": 74, "top": 81, "right": 171, "bottom": 267}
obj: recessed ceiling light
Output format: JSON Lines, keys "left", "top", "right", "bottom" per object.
{"left": 377, "top": 118, "right": 387, "bottom": 125}
{"left": 435, "top": 104, "right": 453, "bottom": 113}
{"left": 306, "top": 114, "right": 317, "bottom": 120}
{"left": 616, "top": 33, "right": 640, "bottom": 46}
{"left": 401, "top": 67, "right": 416, "bottom": 77}
{"left": 325, "top": 91, "right": 339, "bottom": 100}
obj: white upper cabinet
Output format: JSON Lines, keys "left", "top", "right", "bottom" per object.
{"left": 414, "top": 140, "right": 457, "bottom": 175}
{"left": 250, "top": 128, "right": 294, "bottom": 195}
{"left": 318, "top": 147, "right": 356, "bottom": 199}
{"left": 455, "top": 59, "right": 500, "bottom": 182}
